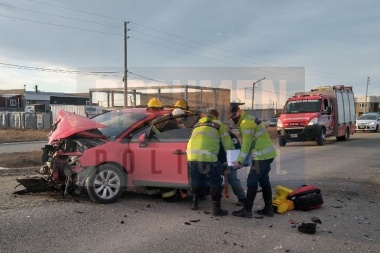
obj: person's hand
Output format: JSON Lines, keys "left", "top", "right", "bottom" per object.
{"left": 231, "top": 161, "right": 241, "bottom": 169}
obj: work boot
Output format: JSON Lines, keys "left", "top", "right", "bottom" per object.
{"left": 254, "top": 202, "right": 274, "bottom": 217}
{"left": 255, "top": 186, "right": 274, "bottom": 217}
{"left": 232, "top": 202, "right": 253, "bottom": 218}
{"left": 212, "top": 201, "right": 228, "bottom": 216}
{"left": 190, "top": 194, "right": 199, "bottom": 210}
{"left": 236, "top": 197, "right": 247, "bottom": 206}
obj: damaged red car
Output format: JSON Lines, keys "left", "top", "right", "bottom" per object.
{"left": 23, "top": 108, "right": 201, "bottom": 204}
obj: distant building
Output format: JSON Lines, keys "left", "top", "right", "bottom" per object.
{"left": 355, "top": 96, "right": 380, "bottom": 116}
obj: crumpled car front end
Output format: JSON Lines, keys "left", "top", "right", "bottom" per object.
{"left": 16, "top": 111, "right": 108, "bottom": 199}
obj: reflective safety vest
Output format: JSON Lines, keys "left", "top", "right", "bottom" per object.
{"left": 236, "top": 111, "right": 277, "bottom": 162}
{"left": 187, "top": 115, "right": 234, "bottom": 162}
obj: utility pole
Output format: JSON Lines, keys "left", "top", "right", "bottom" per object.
{"left": 251, "top": 77, "right": 265, "bottom": 115}
{"left": 123, "top": 21, "right": 129, "bottom": 108}
{"left": 364, "top": 77, "right": 370, "bottom": 113}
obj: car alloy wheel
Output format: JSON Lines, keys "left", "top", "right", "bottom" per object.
{"left": 86, "top": 164, "right": 125, "bottom": 204}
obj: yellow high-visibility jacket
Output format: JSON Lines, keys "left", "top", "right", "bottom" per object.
{"left": 236, "top": 111, "right": 276, "bottom": 162}
{"left": 187, "top": 115, "right": 234, "bottom": 162}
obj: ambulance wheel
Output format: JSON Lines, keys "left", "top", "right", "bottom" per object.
{"left": 316, "top": 129, "right": 326, "bottom": 146}
{"left": 343, "top": 127, "right": 350, "bottom": 140}
{"left": 278, "top": 138, "right": 287, "bottom": 147}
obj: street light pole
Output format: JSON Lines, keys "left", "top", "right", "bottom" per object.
{"left": 251, "top": 77, "right": 265, "bottom": 115}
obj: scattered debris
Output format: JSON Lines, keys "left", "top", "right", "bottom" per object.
{"left": 331, "top": 205, "right": 343, "bottom": 208}
{"left": 311, "top": 216, "right": 322, "bottom": 224}
{"left": 74, "top": 210, "right": 84, "bottom": 214}
{"left": 120, "top": 221, "right": 124, "bottom": 224}
{"left": 224, "top": 231, "right": 228, "bottom": 234}
{"left": 146, "top": 203, "right": 151, "bottom": 208}
{"left": 285, "top": 249, "right": 290, "bottom": 252}
{"left": 298, "top": 223, "right": 317, "bottom": 234}
{"left": 184, "top": 222, "right": 191, "bottom": 225}
{"left": 274, "top": 245, "right": 283, "bottom": 250}
{"left": 204, "top": 211, "right": 211, "bottom": 214}
{"left": 289, "top": 219, "right": 297, "bottom": 224}
{"left": 189, "top": 219, "right": 200, "bottom": 223}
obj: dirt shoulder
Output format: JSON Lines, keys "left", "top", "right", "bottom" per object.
{"left": 0, "top": 129, "right": 49, "bottom": 143}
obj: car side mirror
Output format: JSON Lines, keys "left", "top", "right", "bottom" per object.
{"left": 138, "top": 133, "right": 147, "bottom": 147}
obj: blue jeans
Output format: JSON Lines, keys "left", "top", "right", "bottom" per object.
{"left": 246, "top": 158, "right": 274, "bottom": 188}
{"left": 226, "top": 167, "right": 246, "bottom": 200}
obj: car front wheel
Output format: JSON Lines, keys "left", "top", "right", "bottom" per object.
{"left": 86, "top": 164, "right": 125, "bottom": 204}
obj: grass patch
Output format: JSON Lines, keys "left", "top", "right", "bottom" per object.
{"left": 0, "top": 150, "right": 42, "bottom": 168}
{"left": 0, "top": 129, "right": 49, "bottom": 143}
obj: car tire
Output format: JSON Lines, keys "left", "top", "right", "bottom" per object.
{"left": 278, "top": 138, "right": 287, "bottom": 147}
{"left": 374, "top": 125, "right": 379, "bottom": 132}
{"left": 316, "top": 128, "right": 326, "bottom": 146}
{"left": 86, "top": 164, "right": 125, "bottom": 204}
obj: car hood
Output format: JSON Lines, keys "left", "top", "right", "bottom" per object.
{"left": 357, "top": 119, "right": 376, "bottom": 124}
{"left": 48, "top": 110, "right": 106, "bottom": 144}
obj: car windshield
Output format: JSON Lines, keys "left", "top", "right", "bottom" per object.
{"left": 358, "top": 114, "right": 377, "bottom": 120}
{"left": 283, "top": 99, "right": 321, "bottom": 113}
{"left": 91, "top": 110, "right": 147, "bottom": 139}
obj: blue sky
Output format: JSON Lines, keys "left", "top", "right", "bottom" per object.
{"left": 0, "top": 0, "right": 378, "bottom": 105}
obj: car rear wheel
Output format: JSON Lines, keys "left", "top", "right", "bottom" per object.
{"left": 86, "top": 164, "right": 125, "bottom": 204}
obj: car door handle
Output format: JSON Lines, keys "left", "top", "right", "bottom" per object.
{"left": 172, "top": 150, "right": 186, "bottom": 155}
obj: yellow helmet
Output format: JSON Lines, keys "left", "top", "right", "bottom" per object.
{"left": 147, "top": 98, "right": 163, "bottom": 109}
{"left": 174, "top": 99, "right": 188, "bottom": 110}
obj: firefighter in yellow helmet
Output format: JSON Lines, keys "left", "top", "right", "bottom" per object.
{"left": 174, "top": 99, "right": 189, "bottom": 110}
{"left": 147, "top": 98, "right": 163, "bottom": 110}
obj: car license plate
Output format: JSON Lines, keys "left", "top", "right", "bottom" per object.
{"left": 290, "top": 134, "right": 298, "bottom": 138}
{"left": 358, "top": 125, "right": 365, "bottom": 129}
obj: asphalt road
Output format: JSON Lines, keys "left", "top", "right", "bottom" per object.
{"left": 0, "top": 132, "right": 379, "bottom": 253}
{"left": 0, "top": 141, "right": 46, "bottom": 154}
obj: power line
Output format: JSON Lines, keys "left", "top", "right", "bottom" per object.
{"left": 5, "top": 0, "right": 367, "bottom": 83}
{"left": 0, "top": 3, "right": 122, "bottom": 29}
{"left": 0, "top": 62, "right": 122, "bottom": 77}
{"left": 0, "top": 14, "right": 122, "bottom": 36}
{"left": 25, "top": 0, "right": 124, "bottom": 21}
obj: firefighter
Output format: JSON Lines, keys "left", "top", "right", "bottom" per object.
{"left": 187, "top": 111, "right": 234, "bottom": 216}
{"left": 147, "top": 98, "right": 163, "bottom": 110}
{"left": 208, "top": 109, "right": 247, "bottom": 206}
{"left": 230, "top": 105, "right": 277, "bottom": 218}
{"left": 174, "top": 99, "right": 189, "bottom": 110}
